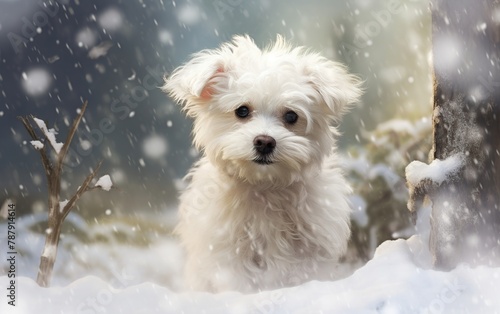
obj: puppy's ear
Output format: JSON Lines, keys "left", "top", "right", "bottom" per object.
{"left": 162, "top": 51, "right": 226, "bottom": 116}
{"left": 304, "top": 57, "right": 363, "bottom": 122}
{"left": 163, "top": 35, "right": 260, "bottom": 117}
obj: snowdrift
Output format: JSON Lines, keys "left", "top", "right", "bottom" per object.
{"left": 2, "top": 236, "right": 499, "bottom": 313}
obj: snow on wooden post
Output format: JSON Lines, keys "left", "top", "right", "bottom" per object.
{"left": 406, "top": 0, "right": 500, "bottom": 270}
{"left": 18, "top": 102, "right": 112, "bottom": 287}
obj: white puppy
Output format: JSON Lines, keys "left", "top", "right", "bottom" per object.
{"left": 163, "top": 35, "right": 362, "bottom": 293}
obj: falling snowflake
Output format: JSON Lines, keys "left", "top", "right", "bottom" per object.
{"left": 177, "top": 4, "right": 201, "bottom": 25}
{"left": 98, "top": 7, "right": 124, "bottom": 32}
{"left": 142, "top": 135, "right": 169, "bottom": 159}
{"left": 21, "top": 68, "right": 53, "bottom": 97}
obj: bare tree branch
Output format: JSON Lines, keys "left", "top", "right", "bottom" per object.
{"left": 17, "top": 116, "right": 53, "bottom": 177}
{"left": 61, "top": 160, "right": 103, "bottom": 221}
{"left": 57, "top": 101, "right": 87, "bottom": 172}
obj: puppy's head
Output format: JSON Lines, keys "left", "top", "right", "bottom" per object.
{"left": 163, "top": 35, "right": 362, "bottom": 187}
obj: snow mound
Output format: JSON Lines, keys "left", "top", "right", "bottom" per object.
{"left": 2, "top": 236, "right": 499, "bottom": 313}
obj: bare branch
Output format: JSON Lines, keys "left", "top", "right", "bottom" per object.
{"left": 85, "top": 185, "right": 118, "bottom": 192}
{"left": 61, "top": 160, "right": 103, "bottom": 221}
{"left": 18, "top": 115, "right": 39, "bottom": 140}
{"left": 17, "top": 116, "right": 53, "bottom": 177}
{"left": 57, "top": 101, "right": 88, "bottom": 173}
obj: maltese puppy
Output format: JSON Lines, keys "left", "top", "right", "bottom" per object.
{"left": 163, "top": 35, "right": 362, "bottom": 293}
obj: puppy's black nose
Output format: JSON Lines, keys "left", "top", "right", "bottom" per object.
{"left": 253, "top": 135, "right": 276, "bottom": 155}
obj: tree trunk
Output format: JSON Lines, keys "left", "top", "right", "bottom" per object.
{"left": 36, "top": 218, "right": 62, "bottom": 287}
{"left": 429, "top": 0, "right": 500, "bottom": 269}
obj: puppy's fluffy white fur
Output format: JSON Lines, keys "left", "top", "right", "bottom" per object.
{"left": 163, "top": 35, "right": 362, "bottom": 292}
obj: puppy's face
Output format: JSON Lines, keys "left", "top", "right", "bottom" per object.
{"left": 164, "top": 35, "right": 362, "bottom": 187}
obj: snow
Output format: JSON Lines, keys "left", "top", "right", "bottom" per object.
{"left": 21, "top": 68, "right": 53, "bottom": 97}
{"left": 0, "top": 210, "right": 498, "bottom": 312}
{"left": 30, "top": 140, "right": 44, "bottom": 150}
{"left": 76, "top": 27, "right": 97, "bottom": 48}
{"left": 59, "top": 199, "right": 69, "bottom": 211}
{"left": 97, "top": 7, "right": 124, "bottom": 32}
{"left": 158, "top": 29, "right": 174, "bottom": 45}
{"left": 1, "top": 236, "right": 499, "bottom": 313}
{"left": 88, "top": 41, "right": 114, "bottom": 59}
{"left": 432, "top": 35, "right": 461, "bottom": 75}
{"left": 110, "top": 169, "right": 125, "bottom": 184}
{"left": 40, "top": 244, "right": 58, "bottom": 259}
{"left": 493, "top": 7, "right": 500, "bottom": 24}
{"left": 142, "top": 135, "right": 169, "bottom": 159}
{"left": 177, "top": 4, "right": 202, "bottom": 25}
{"left": 349, "top": 195, "right": 368, "bottom": 227}
{"left": 376, "top": 119, "right": 417, "bottom": 136}
{"left": 379, "top": 66, "right": 407, "bottom": 84}
{"left": 79, "top": 139, "right": 92, "bottom": 151}
{"left": 139, "top": 158, "right": 146, "bottom": 167}
{"left": 406, "top": 154, "right": 464, "bottom": 187}
{"left": 32, "top": 117, "right": 63, "bottom": 154}
{"left": 95, "top": 175, "right": 113, "bottom": 191}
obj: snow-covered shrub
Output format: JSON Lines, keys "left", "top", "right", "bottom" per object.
{"left": 345, "top": 117, "right": 432, "bottom": 261}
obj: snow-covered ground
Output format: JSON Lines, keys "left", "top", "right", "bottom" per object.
{"left": 1, "top": 232, "right": 499, "bottom": 313}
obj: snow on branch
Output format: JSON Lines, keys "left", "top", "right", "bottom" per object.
{"left": 32, "top": 117, "right": 63, "bottom": 154}
{"left": 405, "top": 154, "right": 465, "bottom": 213}
{"left": 95, "top": 175, "right": 113, "bottom": 191}
{"left": 406, "top": 154, "right": 464, "bottom": 187}
{"left": 30, "top": 140, "right": 44, "bottom": 150}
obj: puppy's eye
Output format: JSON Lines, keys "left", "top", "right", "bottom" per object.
{"left": 284, "top": 110, "right": 298, "bottom": 124}
{"left": 235, "top": 105, "right": 250, "bottom": 119}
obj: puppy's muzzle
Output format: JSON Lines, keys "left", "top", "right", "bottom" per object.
{"left": 253, "top": 135, "right": 276, "bottom": 165}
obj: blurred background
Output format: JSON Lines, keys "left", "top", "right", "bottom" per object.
{"left": 0, "top": 0, "right": 432, "bottom": 289}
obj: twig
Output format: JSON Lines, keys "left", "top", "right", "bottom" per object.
{"left": 61, "top": 160, "right": 102, "bottom": 221}
{"left": 57, "top": 101, "right": 87, "bottom": 174}
{"left": 17, "top": 116, "right": 53, "bottom": 177}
